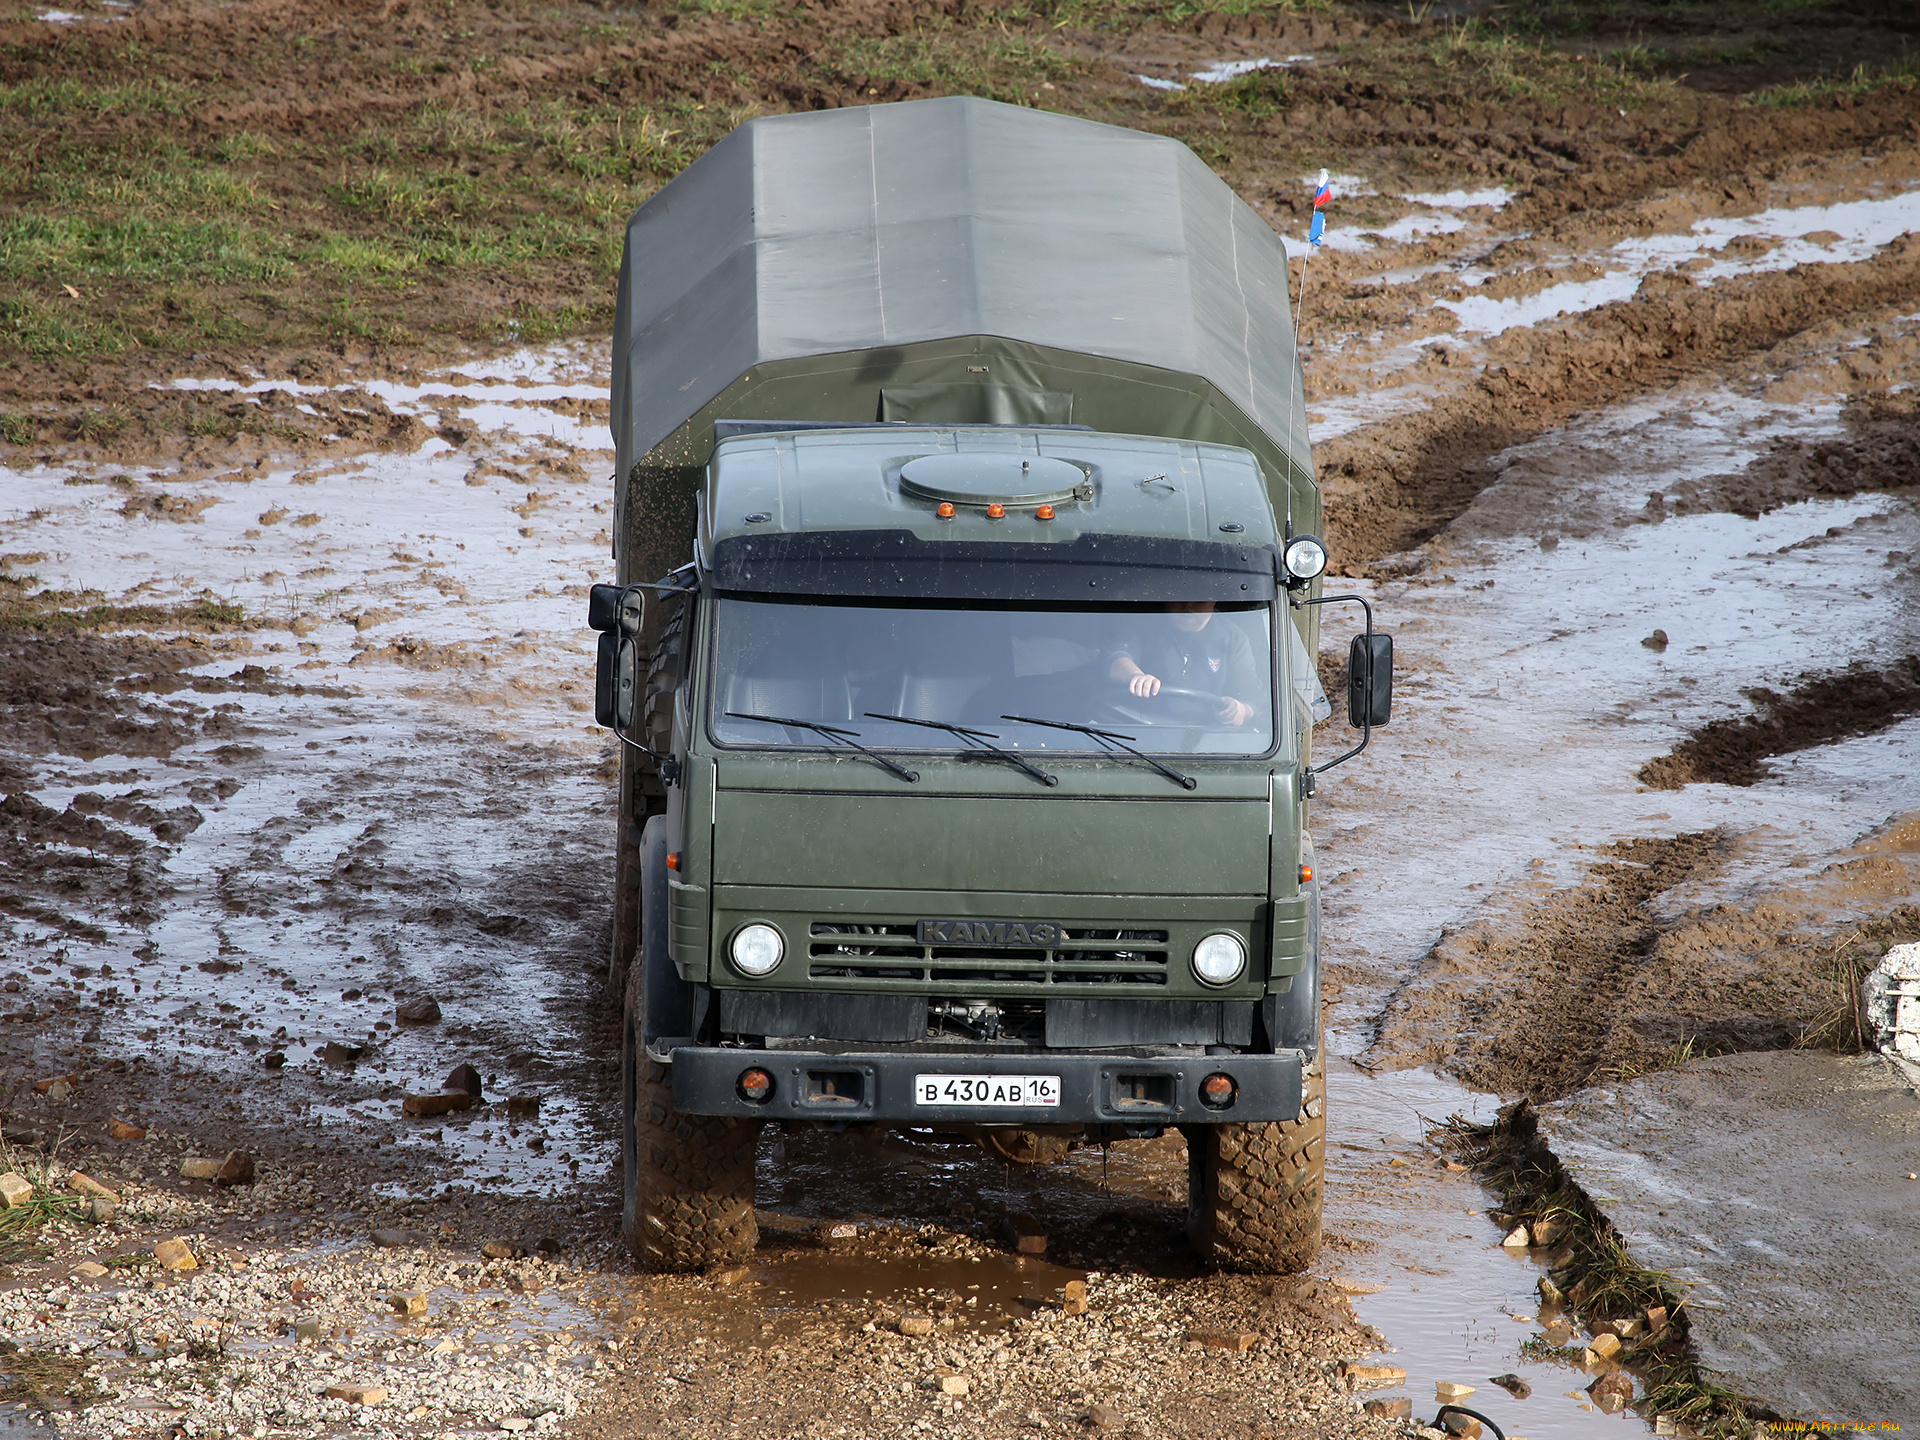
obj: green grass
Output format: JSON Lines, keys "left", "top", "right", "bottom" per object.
{"left": 0, "top": 76, "right": 191, "bottom": 117}
{"left": 1421, "top": 19, "right": 1677, "bottom": 106}
{"left": 0, "top": 213, "right": 293, "bottom": 285}
{"left": 1165, "top": 66, "right": 1291, "bottom": 118}
{"left": 0, "top": 91, "right": 691, "bottom": 356}
{"left": 1748, "top": 56, "right": 1920, "bottom": 106}
{"left": 831, "top": 32, "right": 1078, "bottom": 103}
{"left": 1003, "top": 0, "right": 1330, "bottom": 30}
{"left": 0, "top": 296, "right": 140, "bottom": 359}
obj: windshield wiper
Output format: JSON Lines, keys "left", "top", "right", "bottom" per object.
{"left": 724, "top": 712, "right": 920, "bottom": 784}
{"left": 999, "top": 714, "right": 1196, "bottom": 791}
{"left": 865, "top": 713, "right": 1058, "bottom": 788}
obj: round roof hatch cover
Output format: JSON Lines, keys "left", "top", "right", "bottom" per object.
{"left": 899, "top": 453, "right": 1086, "bottom": 507}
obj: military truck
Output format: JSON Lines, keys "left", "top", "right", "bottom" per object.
{"left": 588, "top": 96, "right": 1391, "bottom": 1275}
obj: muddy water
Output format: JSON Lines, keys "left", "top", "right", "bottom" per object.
{"left": 2, "top": 345, "right": 625, "bottom": 1197}
{"left": 1323, "top": 1063, "right": 1649, "bottom": 1438}
{"left": 1311, "top": 360, "right": 1920, "bottom": 1036}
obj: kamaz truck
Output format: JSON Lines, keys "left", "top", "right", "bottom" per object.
{"left": 588, "top": 97, "right": 1391, "bottom": 1275}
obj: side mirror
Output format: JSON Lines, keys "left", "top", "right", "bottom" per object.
{"left": 1348, "top": 633, "right": 1392, "bottom": 728}
{"left": 587, "top": 583, "right": 623, "bottom": 633}
{"left": 594, "top": 630, "right": 641, "bottom": 730}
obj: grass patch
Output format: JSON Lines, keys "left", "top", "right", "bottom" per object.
{"left": 1422, "top": 18, "right": 1676, "bottom": 106}
{"left": 0, "top": 411, "right": 35, "bottom": 445}
{"left": 1005, "top": 0, "right": 1331, "bottom": 31}
{"left": 1796, "top": 908, "right": 1920, "bottom": 1052}
{"left": 0, "top": 1347, "right": 109, "bottom": 1411}
{"left": 496, "top": 299, "right": 616, "bottom": 346}
{"left": 1166, "top": 66, "right": 1291, "bottom": 118}
{"left": 73, "top": 404, "right": 129, "bottom": 442}
{"left": 1748, "top": 56, "right": 1920, "bottom": 107}
{"left": 831, "top": 32, "right": 1078, "bottom": 103}
{"left": 1444, "top": 1101, "right": 1776, "bottom": 1438}
{"left": 0, "top": 295, "right": 137, "bottom": 358}
{"left": 0, "top": 212, "right": 293, "bottom": 285}
{"left": 0, "top": 76, "right": 191, "bottom": 117}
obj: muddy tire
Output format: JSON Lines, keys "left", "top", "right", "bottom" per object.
{"left": 621, "top": 1042, "right": 760, "bottom": 1272}
{"left": 619, "top": 815, "right": 759, "bottom": 1273}
{"left": 1184, "top": 1060, "right": 1324, "bottom": 1274}
{"left": 1187, "top": 853, "right": 1323, "bottom": 1275}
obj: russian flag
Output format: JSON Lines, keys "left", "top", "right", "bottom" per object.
{"left": 1308, "top": 168, "right": 1330, "bottom": 246}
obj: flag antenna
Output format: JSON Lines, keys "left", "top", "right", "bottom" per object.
{"left": 1294, "top": 168, "right": 1330, "bottom": 347}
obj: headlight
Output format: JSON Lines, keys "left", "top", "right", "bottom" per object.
{"left": 1192, "top": 932, "right": 1247, "bottom": 986}
{"left": 729, "top": 923, "right": 784, "bottom": 977}
{"left": 1284, "top": 534, "right": 1329, "bottom": 584}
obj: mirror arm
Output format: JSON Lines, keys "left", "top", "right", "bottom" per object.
{"left": 1288, "top": 592, "right": 1376, "bottom": 796}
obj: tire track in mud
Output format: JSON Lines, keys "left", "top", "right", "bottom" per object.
{"left": 1508, "top": 92, "right": 1920, "bottom": 230}
{"left": 1365, "top": 832, "right": 1729, "bottom": 1101}
{"left": 1363, "top": 816, "right": 1920, "bottom": 1105}
{"left": 1319, "top": 232, "right": 1920, "bottom": 569}
{"left": 1639, "top": 655, "right": 1920, "bottom": 789}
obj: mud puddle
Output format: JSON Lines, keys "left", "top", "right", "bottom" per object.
{"left": 1312, "top": 365, "right": 1920, "bottom": 1035}
{"left": 1291, "top": 161, "right": 1920, "bottom": 449}
{"left": 1309, "top": 310, "right": 1920, "bottom": 1421}
{"left": 1324, "top": 1062, "right": 1651, "bottom": 1437}
{"left": 1, "top": 340, "right": 623, "bottom": 1198}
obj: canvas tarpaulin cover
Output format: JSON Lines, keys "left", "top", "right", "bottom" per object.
{"left": 611, "top": 95, "right": 1318, "bottom": 553}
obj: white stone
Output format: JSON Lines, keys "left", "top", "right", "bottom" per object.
{"left": 1865, "top": 943, "right": 1920, "bottom": 1071}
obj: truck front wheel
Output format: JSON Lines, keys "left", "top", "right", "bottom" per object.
{"left": 621, "top": 1017, "right": 760, "bottom": 1272}
{"left": 619, "top": 812, "right": 759, "bottom": 1273}
{"left": 1183, "top": 1057, "right": 1325, "bottom": 1274}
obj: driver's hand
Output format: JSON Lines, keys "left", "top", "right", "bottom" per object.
{"left": 1216, "top": 696, "right": 1254, "bottom": 726}
{"left": 1129, "top": 673, "right": 1162, "bottom": 698}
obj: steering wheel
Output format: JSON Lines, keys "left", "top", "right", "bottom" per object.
{"left": 1111, "top": 685, "right": 1231, "bottom": 725}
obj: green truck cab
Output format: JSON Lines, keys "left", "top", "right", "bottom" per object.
{"left": 590, "top": 97, "right": 1390, "bottom": 1275}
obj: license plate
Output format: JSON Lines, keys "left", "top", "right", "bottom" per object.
{"left": 914, "top": 1074, "right": 1060, "bottom": 1108}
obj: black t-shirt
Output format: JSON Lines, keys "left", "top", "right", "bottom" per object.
{"left": 1111, "top": 615, "right": 1260, "bottom": 702}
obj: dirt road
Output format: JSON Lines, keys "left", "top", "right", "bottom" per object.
{"left": 5, "top": 1, "right": 1920, "bottom": 1435}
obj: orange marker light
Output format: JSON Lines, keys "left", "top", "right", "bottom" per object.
{"left": 666, "top": 852, "right": 681, "bottom": 871}
{"left": 1200, "top": 1073, "right": 1236, "bottom": 1108}
{"left": 1036, "top": 504, "right": 1055, "bottom": 521}
{"left": 936, "top": 502, "right": 955, "bottom": 519}
{"left": 986, "top": 503, "right": 1006, "bottom": 519}
{"left": 1299, "top": 864, "right": 1313, "bottom": 884}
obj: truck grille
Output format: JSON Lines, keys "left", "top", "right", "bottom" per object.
{"left": 807, "top": 923, "right": 1171, "bottom": 990}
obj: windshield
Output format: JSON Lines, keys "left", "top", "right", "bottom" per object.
{"left": 710, "top": 596, "right": 1276, "bottom": 756}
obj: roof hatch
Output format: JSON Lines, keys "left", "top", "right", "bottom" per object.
{"left": 898, "top": 453, "right": 1090, "bottom": 508}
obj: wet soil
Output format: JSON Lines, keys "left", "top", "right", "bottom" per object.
{"left": 1369, "top": 832, "right": 1731, "bottom": 1101}
{"left": 1638, "top": 656, "right": 1920, "bottom": 790}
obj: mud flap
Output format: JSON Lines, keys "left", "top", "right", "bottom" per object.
{"left": 637, "top": 814, "right": 692, "bottom": 1048}
{"left": 1262, "top": 837, "right": 1320, "bottom": 1066}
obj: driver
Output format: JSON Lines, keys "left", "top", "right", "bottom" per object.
{"left": 1107, "top": 602, "right": 1258, "bottom": 726}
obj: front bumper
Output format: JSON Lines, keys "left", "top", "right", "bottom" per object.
{"left": 669, "top": 1045, "right": 1305, "bottom": 1125}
